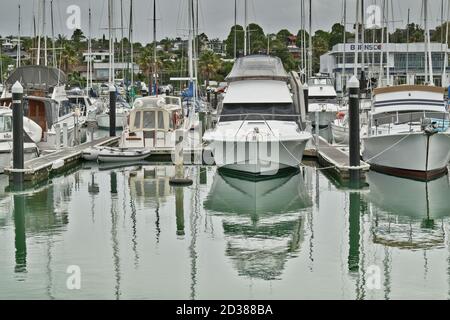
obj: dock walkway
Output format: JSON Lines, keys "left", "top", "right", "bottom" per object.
{"left": 5, "top": 136, "right": 119, "bottom": 183}
{"left": 305, "top": 136, "right": 370, "bottom": 181}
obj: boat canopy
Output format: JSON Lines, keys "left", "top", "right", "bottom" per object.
{"left": 223, "top": 80, "right": 292, "bottom": 104}
{"left": 6, "top": 66, "right": 67, "bottom": 93}
{"left": 226, "top": 55, "right": 289, "bottom": 82}
{"left": 372, "top": 85, "right": 446, "bottom": 115}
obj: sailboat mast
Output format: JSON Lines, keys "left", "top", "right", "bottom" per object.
{"left": 379, "top": 0, "right": 385, "bottom": 85}
{"left": 342, "top": 0, "right": 346, "bottom": 92}
{"left": 17, "top": 4, "right": 21, "bottom": 68}
{"left": 194, "top": 0, "right": 199, "bottom": 97}
{"left": 37, "top": 0, "right": 42, "bottom": 65}
{"left": 386, "top": 0, "right": 390, "bottom": 86}
{"left": 153, "top": 0, "right": 158, "bottom": 95}
{"left": 234, "top": 0, "right": 237, "bottom": 59}
{"left": 361, "top": 0, "right": 365, "bottom": 76}
{"left": 424, "top": 0, "right": 433, "bottom": 85}
{"left": 308, "top": 0, "right": 312, "bottom": 78}
{"left": 354, "top": 0, "right": 359, "bottom": 76}
{"left": 188, "top": 0, "right": 194, "bottom": 80}
{"left": 244, "top": 0, "right": 248, "bottom": 56}
{"left": 43, "top": 0, "right": 47, "bottom": 66}
{"left": 130, "top": 0, "right": 134, "bottom": 99}
{"left": 87, "top": 6, "right": 92, "bottom": 91}
{"left": 406, "top": 8, "right": 410, "bottom": 83}
{"left": 108, "top": 0, "right": 116, "bottom": 84}
{"left": 442, "top": 1, "right": 450, "bottom": 87}
{"left": 51, "top": 0, "right": 56, "bottom": 67}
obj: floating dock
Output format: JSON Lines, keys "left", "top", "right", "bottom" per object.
{"left": 5, "top": 136, "right": 119, "bottom": 183}
{"left": 305, "top": 136, "right": 370, "bottom": 182}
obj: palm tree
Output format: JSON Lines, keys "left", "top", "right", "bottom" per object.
{"left": 198, "top": 51, "right": 221, "bottom": 87}
{"left": 60, "top": 44, "right": 78, "bottom": 73}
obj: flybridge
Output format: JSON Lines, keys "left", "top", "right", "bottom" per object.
{"left": 225, "top": 55, "right": 289, "bottom": 82}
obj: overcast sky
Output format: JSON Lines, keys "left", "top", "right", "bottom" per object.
{"left": 0, "top": 0, "right": 443, "bottom": 43}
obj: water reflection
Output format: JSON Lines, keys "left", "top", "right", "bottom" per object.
{"left": 13, "top": 194, "right": 26, "bottom": 275}
{"left": 204, "top": 168, "right": 312, "bottom": 280}
{"left": 366, "top": 172, "right": 450, "bottom": 250}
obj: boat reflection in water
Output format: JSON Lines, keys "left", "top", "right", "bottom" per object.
{"left": 365, "top": 171, "right": 450, "bottom": 250}
{"left": 128, "top": 165, "right": 175, "bottom": 205}
{"left": 204, "top": 168, "right": 312, "bottom": 280}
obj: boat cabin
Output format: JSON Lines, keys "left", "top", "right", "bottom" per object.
{"left": 371, "top": 85, "right": 448, "bottom": 126}
{"left": 123, "top": 96, "right": 184, "bottom": 149}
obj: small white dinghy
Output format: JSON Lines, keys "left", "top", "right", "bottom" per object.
{"left": 97, "top": 147, "right": 152, "bottom": 163}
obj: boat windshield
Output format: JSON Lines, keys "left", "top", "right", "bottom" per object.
{"left": 0, "top": 115, "right": 12, "bottom": 133}
{"left": 220, "top": 103, "right": 298, "bottom": 121}
{"left": 309, "top": 96, "right": 338, "bottom": 104}
{"left": 308, "top": 78, "right": 333, "bottom": 86}
{"left": 372, "top": 111, "right": 449, "bottom": 126}
{"left": 132, "top": 110, "right": 172, "bottom": 131}
{"left": 68, "top": 97, "right": 86, "bottom": 107}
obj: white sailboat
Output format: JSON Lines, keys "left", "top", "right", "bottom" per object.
{"left": 203, "top": 55, "right": 312, "bottom": 175}
{"left": 95, "top": 0, "right": 130, "bottom": 129}
{"left": 2, "top": 66, "right": 83, "bottom": 149}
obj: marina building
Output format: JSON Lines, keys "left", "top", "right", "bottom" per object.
{"left": 320, "top": 42, "right": 450, "bottom": 93}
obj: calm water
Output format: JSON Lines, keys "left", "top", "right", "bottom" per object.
{"left": 1, "top": 162, "right": 450, "bottom": 300}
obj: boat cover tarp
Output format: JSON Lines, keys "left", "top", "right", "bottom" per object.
{"left": 6, "top": 66, "right": 67, "bottom": 92}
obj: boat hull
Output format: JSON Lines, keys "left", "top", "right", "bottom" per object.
{"left": 0, "top": 142, "right": 39, "bottom": 173}
{"left": 308, "top": 111, "right": 338, "bottom": 127}
{"left": 362, "top": 132, "right": 450, "bottom": 181}
{"left": 96, "top": 113, "right": 128, "bottom": 129}
{"left": 209, "top": 138, "right": 310, "bottom": 175}
{"left": 97, "top": 148, "right": 152, "bottom": 163}
{"left": 330, "top": 122, "right": 349, "bottom": 144}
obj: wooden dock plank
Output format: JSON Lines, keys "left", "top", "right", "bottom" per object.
{"left": 309, "top": 137, "right": 370, "bottom": 181}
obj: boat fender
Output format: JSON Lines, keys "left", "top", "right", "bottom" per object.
{"left": 337, "top": 111, "right": 346, "bottom": 119}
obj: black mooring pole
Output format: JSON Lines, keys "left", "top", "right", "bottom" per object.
{"left": 12, "top": 81, "right": 24, "bottom": 187}
{"left": 109, "top": 85, "right": 116, "bottom": 137}
{"left": 348, "top": 76, "right": 360, "bottom": 186}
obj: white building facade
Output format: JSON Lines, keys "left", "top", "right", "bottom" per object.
{"left": 320, "top": 42, "right": 450, "bottom": 93}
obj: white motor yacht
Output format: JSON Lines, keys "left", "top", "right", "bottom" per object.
{"left": 203, "top": 55, "right": 312, "bottom": 175}
{"left": 362, "top": 85, "right": 450, "bottom": 181}
{"left": 307, "top": 74, "right": 341, "bottom": 127}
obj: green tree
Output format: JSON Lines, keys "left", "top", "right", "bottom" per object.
{"left": 225, "top": 25, "right": 244, "bottom": 57}
{"left": 198, "top": 51, "right": 221, "bottom": 86}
